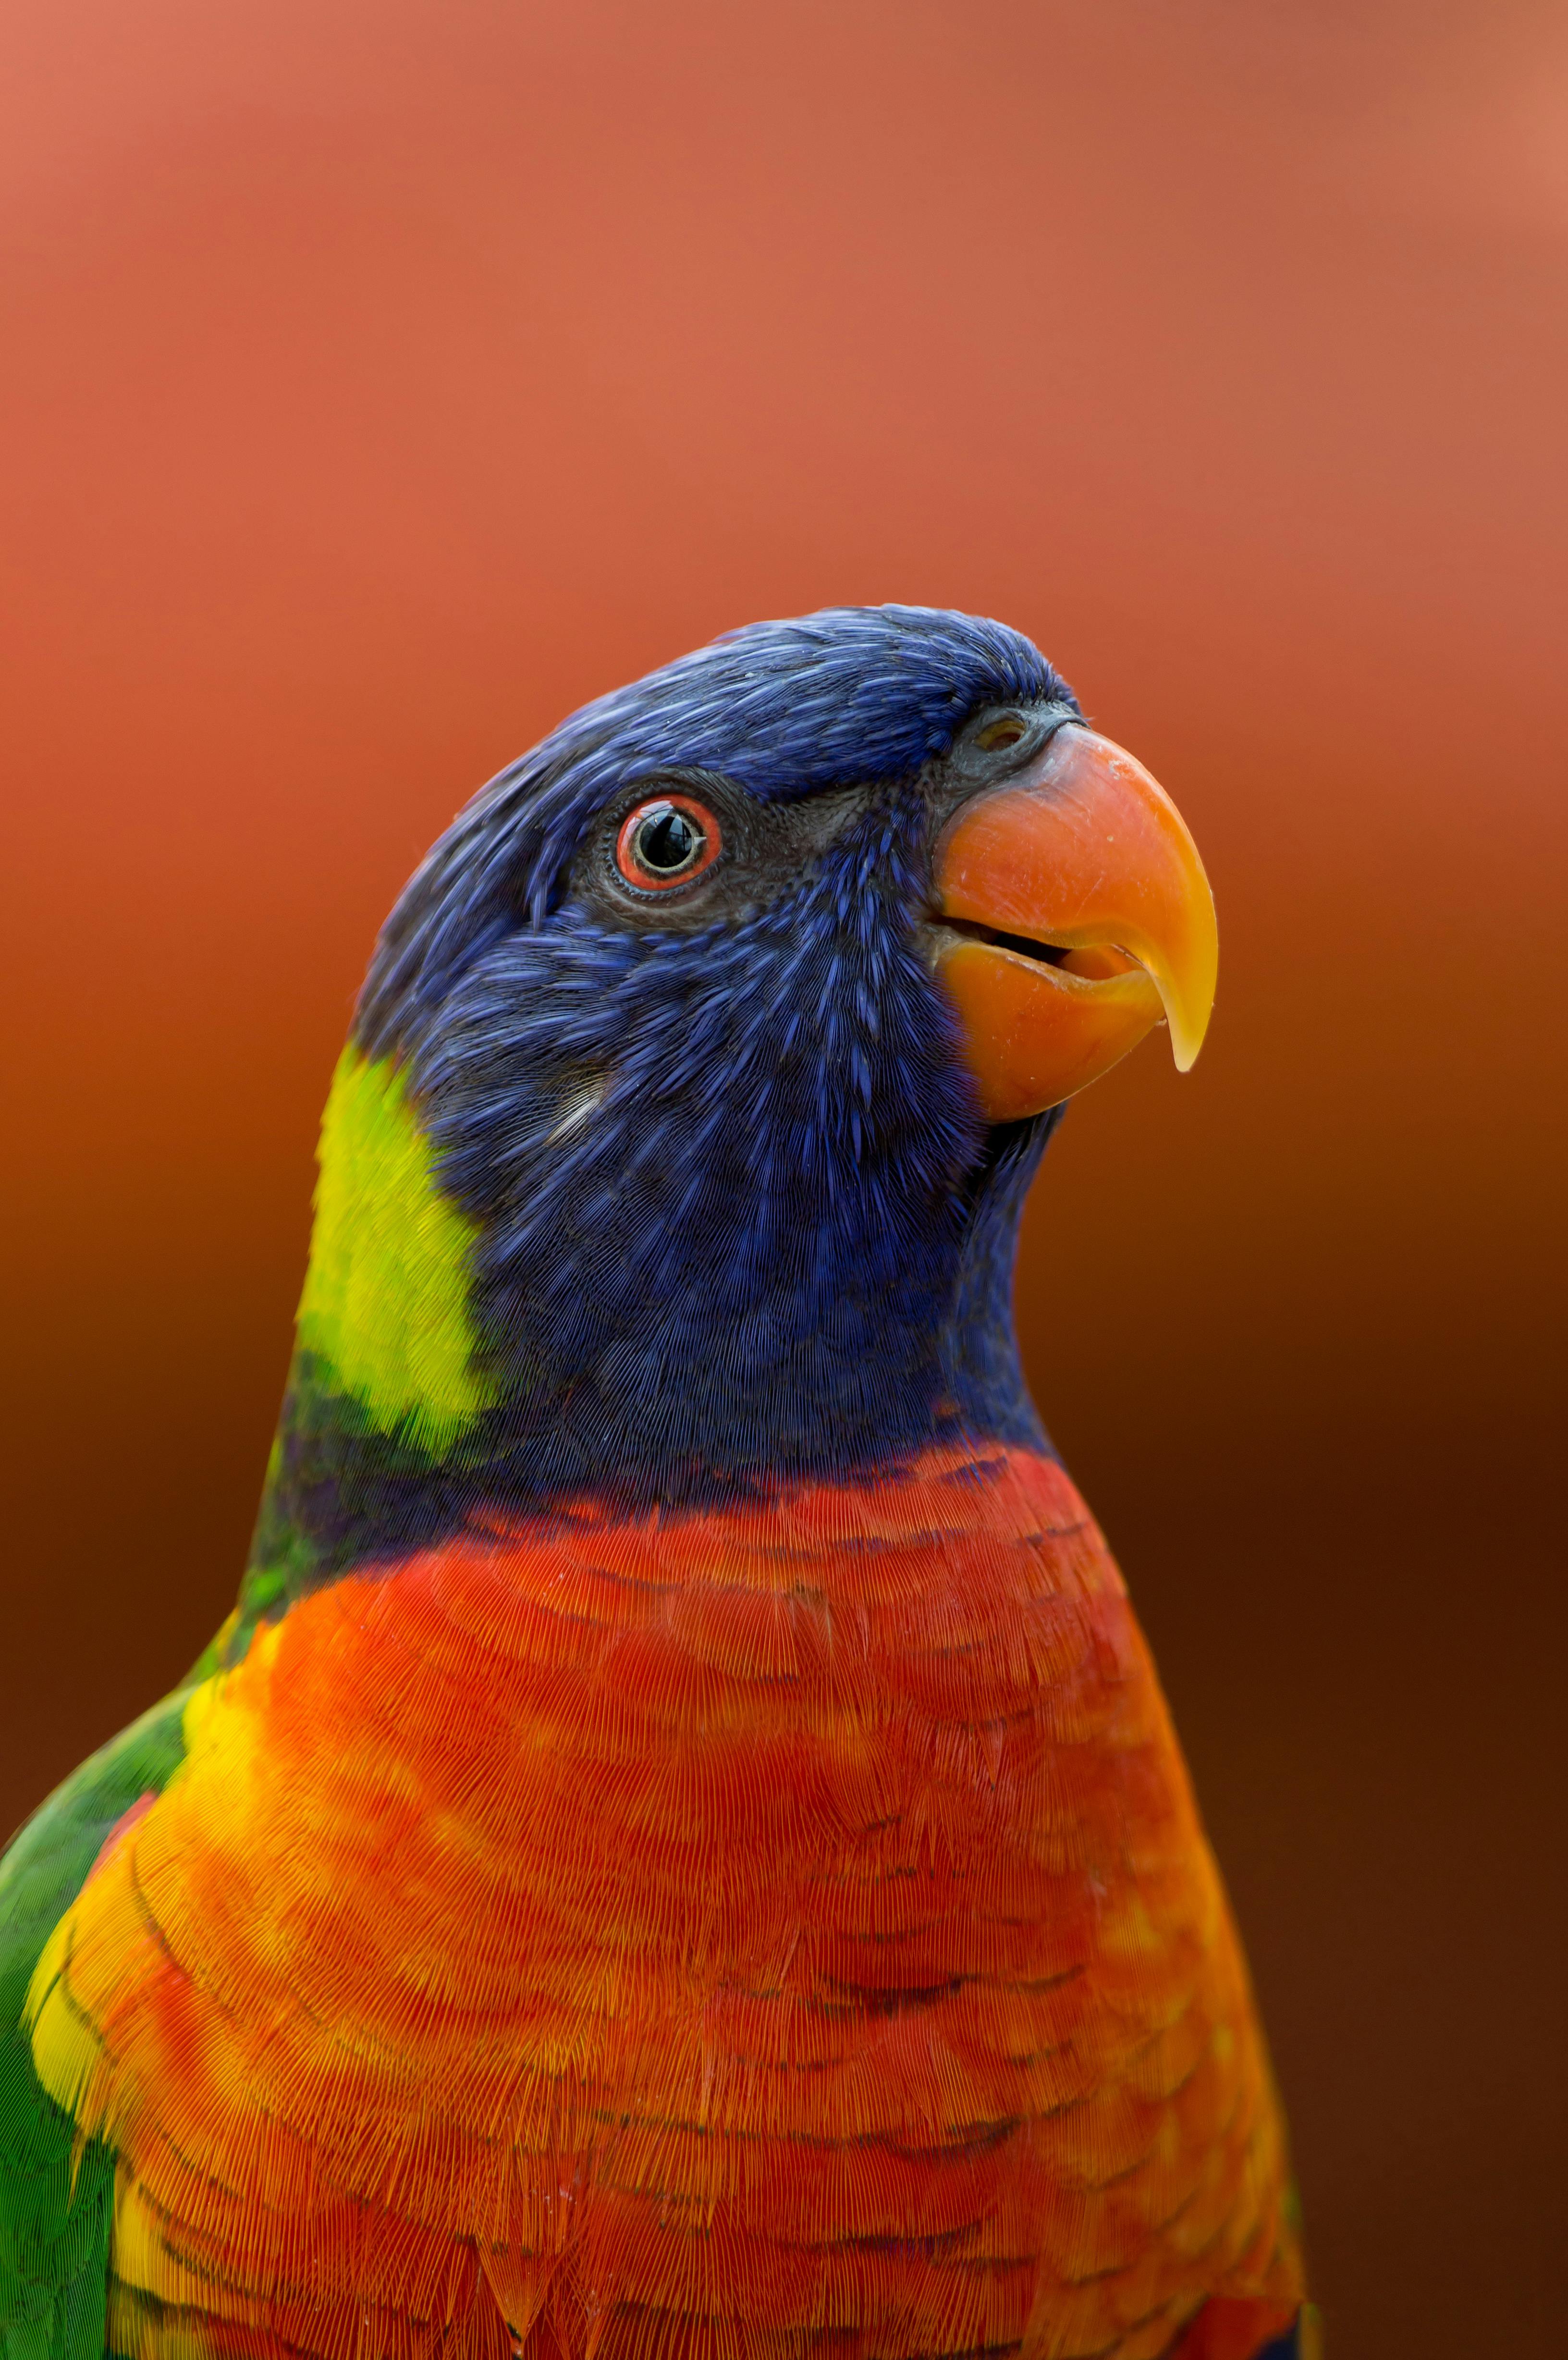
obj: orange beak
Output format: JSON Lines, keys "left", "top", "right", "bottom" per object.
{"left": 933, "top": 725, "right": 1218, "bottom": 1122}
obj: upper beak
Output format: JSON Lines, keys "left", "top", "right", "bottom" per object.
{"left": 932, "top": 725, "right": 1218, "bottom": 1122}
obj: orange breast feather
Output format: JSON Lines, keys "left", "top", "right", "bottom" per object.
{"left": 27, "top": 1450, "right": 1301, "bottom": 2360}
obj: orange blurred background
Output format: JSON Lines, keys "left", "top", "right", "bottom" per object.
{"left": 2, "top": 2, "right": 1564, "bottom": 2350}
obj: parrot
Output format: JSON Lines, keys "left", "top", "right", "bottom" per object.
{"left": 0, "top": 606, "right": 1314, "bottom": 2360}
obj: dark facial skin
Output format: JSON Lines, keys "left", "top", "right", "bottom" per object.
{"left": 566, "top": 700, "right": 1082, "bottom": 941}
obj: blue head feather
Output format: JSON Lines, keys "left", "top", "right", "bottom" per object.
{"left": 256, "top": 606, "right": 1078, "bottom": 1584}
{"left": 358, "top": 605, "right": 1068, "bottom": 1042}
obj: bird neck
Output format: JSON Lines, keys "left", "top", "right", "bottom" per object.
{"left": 292, "top": 1047, "right": 501, "bottom": 1452}
{"left": 235, "top": 1046, "right": 1054, "bottom": 1642}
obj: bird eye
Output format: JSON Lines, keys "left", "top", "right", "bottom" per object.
{"left": 614, "top": 795, "right": 722, "bottom": 890}
{"left": 974, "top": 715, "right": 1029, "bottom": 752}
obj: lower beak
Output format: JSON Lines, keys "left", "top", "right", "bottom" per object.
{"left": 932, "top": 725, "right": 1218, "bottom": 1122}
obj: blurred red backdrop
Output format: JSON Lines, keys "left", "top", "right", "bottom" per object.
{"left": 2, "top": 3, "right": 1564, "bottom": 2351}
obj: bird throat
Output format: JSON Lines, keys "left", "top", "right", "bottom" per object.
{"left": 232, "top": 1044, "right": 1054, "bottom": 1654}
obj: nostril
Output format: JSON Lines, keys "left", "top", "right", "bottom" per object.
{"left": 973, "top": 716, "right": 1029, "bottom": 752}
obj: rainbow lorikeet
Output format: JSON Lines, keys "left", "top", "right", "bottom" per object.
{"left": 1, "top": 609, "right": 1312, "bottom": 2360}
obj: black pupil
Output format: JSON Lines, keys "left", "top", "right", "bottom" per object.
{"left": 636, "top": 806, "right": 702, "bottom": 874}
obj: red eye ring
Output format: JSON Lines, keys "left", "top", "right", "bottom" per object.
{"left": 614, "top": 794, "right": 722, "bottom": 891}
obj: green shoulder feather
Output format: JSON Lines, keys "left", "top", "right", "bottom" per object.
{"left": 0, "top": 1696, "right": 188, "bottom": 2360}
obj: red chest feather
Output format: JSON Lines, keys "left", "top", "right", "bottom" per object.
{"left": 28, "top": 1450, "right": 1301, "bottom": 2360}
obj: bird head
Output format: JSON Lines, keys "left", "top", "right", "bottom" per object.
{"left": 252, "top": 606, "right": 1215, "bottom": 1590}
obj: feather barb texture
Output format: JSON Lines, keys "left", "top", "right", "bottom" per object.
{"left": 25, "top": 1449, "right": 1302, "bottom": 2360}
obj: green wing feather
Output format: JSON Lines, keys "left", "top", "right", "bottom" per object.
{"left": 0, "top": 1696, "right": 188, "bottom": 2360}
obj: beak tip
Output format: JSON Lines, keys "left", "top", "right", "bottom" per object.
{"left": 1159, "top": 989, "right": 1213, "bottom": 1075}
{"left": 1153, "top": 926, "right": 1218, "bottom": 1077}
{"left": 1166, "top": 1003, "right": 1212, "bottom": 1074}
